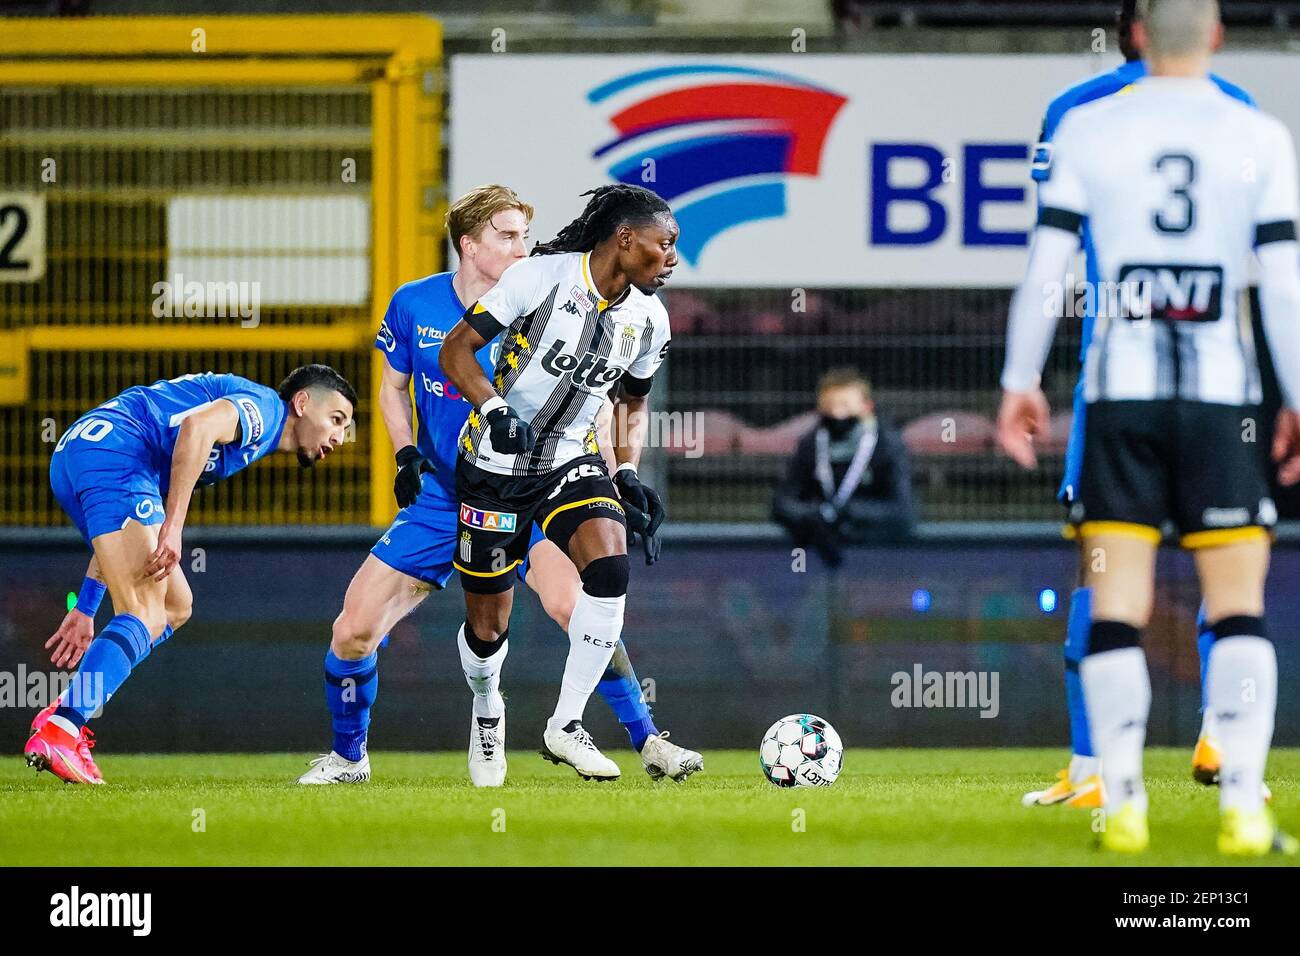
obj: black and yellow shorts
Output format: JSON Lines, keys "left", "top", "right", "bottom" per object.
{"left": 1066, "top": 400, "right": 1275, "bottom": 549}
{"left": 453, "top": 454, "right": 626, "bottom": 593}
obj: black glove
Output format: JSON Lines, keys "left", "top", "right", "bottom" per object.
{"left": 614, "top": 467, "right": 666, "bottom": 565}
{"left": 613, "top": 467, "right": 666, "bottom": 536}
{"left": 483, "top": 402, "right": 536, "bottom": 454}
{"left": 619, "top": 497, "right": 663, "bottom": 565}
{"left": 393, "top": 445, "right": 436, "bottom": 508}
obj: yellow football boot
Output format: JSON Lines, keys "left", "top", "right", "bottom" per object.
{"left": 1193, "top": 737, "right": 1272, "bottom": 801}
{"left": 1218, "top": 808, "right": 1299, "bottom": 857}
{"left": 1192, "top": 735, "right": 1221, "bottom": 786}
{"left": 1098, "top": 802, "right": 1149, "bottom": 853}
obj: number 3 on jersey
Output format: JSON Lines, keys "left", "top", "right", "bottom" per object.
{"left": 1154, "top": 152, "right": 1197, "bottom": 235}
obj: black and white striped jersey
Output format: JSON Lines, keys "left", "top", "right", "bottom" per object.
{"left": 1009, "top": 76, "right": 1300, "bottom": 406}
{"left": 459, "top": 251, "right": 671, "bottom": 477}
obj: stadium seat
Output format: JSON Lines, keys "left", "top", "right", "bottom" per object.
{"left": 901, "top": 411, "right": 995, "bottom": 454}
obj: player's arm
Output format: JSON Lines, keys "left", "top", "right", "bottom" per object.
{"left": 46, "top": 556, "right": 104, "bottom": 668}
{"left": 378, "top": 359, "right": 434, "bottom": 508}
{"left": 1254, "top": 123, "right": 1300, "bottom": 484}
{"left": 143, "top": 399, "right": 240, "bottom": 581}
{"left": 441, "top": 262, "right": 545, "bottom": 454}
{"left": 609, "top": 319, "right": 671, "bottom": 562}
{"left": 998, "top": 119, "right": 1088, "bottom": 469}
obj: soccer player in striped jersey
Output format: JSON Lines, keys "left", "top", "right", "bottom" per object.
{"left": 298, "top": 185, "right": 701, "bottom": 787}
{"left": 999, "top": 0, "right": 1300, "bottom": 854}
{"left": 440, "top": 184, "right": 678, "bottom": 780}
{"left": 28, "top": 366, "right": 356, "bottom": 784}
{"left": 1020, "top": 0, "right": 1260, "bottom": 810}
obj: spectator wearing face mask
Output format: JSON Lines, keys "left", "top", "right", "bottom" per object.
{"left": 771, "top": 369, "right": 917, "bottom": 567}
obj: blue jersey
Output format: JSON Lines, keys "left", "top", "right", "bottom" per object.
{"left": 89, "top": 372, "right": 287, "bottom": 492}
{"left": 375, "top": 272, "right": 498, "bottom": 509}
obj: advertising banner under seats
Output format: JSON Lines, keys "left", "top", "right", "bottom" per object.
{"left": 451, "top": 54, "right": 1300, "bottom": 288}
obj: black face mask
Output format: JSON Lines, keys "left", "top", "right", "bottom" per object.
{"left": 820, "top": 414, "right": 858, "bottom": 440}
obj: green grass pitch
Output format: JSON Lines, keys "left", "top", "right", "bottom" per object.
{"left": 2, "top": 748, "right": 1298, "bottom": 866}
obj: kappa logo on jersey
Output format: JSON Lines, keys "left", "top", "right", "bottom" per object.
{"left": 1119, "top": 264, "right": 1224, "bottom": 322}
{"left": 547, "top": 461, "right": 604, "bottom": 500}
{"left": 236, "top": 397, "right": 264, "bottom": 442}
{"left": 540, "top": 338, "right": 625, "bottom": 389}
{"left": 559, "top": 300, "right": 580, "bottom": 316}
{"left": 588, "top": 64, "right": 847, "bottom": 265}
{"left": 459, "top": 503, "right": 518, "bottom": 533}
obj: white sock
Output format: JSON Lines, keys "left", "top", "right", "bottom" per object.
{"left": 1081, "top": 646, "right": 1150, "bottom": 813}
{"left": 1208, "top": 635, "right": 1276, "bottom": 813}
{"left": 1199, "top": 706, "right": 1216, "bottom": 741}
{"left": 1069, "top": 754, "right": 1101, "bottom": 784}
{"left": 457, "top": 624, "right": 507, "bottom": 720}
{"left": 550, "top": 590, "right": 625, "bottom": 728}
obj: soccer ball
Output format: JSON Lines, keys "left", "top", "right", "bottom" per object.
{"left": 759, "top": 714, "right": 843, "bottom": 788}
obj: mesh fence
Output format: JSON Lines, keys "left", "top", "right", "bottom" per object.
{"left": 659, "top": 287, "right": 1084, "bottom": 523}
{"left": 0, "top": 79, "right": 377, "bottom": 526}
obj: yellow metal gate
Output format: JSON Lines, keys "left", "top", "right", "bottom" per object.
{"left": 0, "top": 15, "right": 442, "bottom": 527}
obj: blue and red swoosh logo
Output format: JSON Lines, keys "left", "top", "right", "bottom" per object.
{"left": 589, "top": 65, "right": 847, "bottom": 265}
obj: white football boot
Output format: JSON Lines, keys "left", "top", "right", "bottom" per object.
{"left": 297, "top": 751, "right": 371, "bottom": 785}
{"left": 540, "top": 720, "right": 620, "bottom": 781}
{"left": 640, "top": 732, "right": 704, "bottom": 782}
{"left": 469, "top": 713, "right": 507, "bottom": 788}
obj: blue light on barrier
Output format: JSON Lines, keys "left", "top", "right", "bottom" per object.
{"left": 912, "top": 589, "right": 932, "bottom": 613}
{"left": 1039, "top": 588, "right": 1058, "bottom": 614}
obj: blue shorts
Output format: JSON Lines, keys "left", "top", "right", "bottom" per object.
{"left": 1058, "top": 377, "right": 1087, "bottom": 505}
{"left": 370, "top": 495, "right": 547, "bottom": 588}
{"left": 49, "top": 416, "right": 165, "bottom": 546}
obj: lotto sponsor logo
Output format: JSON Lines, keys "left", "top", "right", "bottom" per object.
{"left": 460, "top": 503, "right": 518, "bottom": 533}
{"left": 236, "top": 398, "right": 264, "bottom": 442}
{"left": 540, "top": 338, "right": 624, "bottom": 389}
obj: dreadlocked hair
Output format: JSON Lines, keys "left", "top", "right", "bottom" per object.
{"left": 531, "top": 184, "right": 672, "bottom": 256}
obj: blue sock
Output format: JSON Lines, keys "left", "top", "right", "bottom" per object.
{"left": 324, "top": 650, "right": 378, "bottom": 761}
{"left": 596, "top": 642, "right": 657, "bottom": 751}
{"left": 55, "top": 613, "right": 153, "bottom": 729}
{"left": 1196, "top": 604, "right": 1213, "bottom": 716}
{"left": 1063, "top": 587, "right": 1094, "bottom": 758}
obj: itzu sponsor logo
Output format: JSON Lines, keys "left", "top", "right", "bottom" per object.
{"left": 459, "top": 503, "right": 517, "bottom": 533}
{"left": 49, "top": 886, "right": 151, "bottom": 936}
{"left": 890, "top": 665, "right": 1000, "bottom": 718}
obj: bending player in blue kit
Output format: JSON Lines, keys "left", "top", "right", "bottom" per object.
{"left": 27, "top": 365, "right": 357, "bottom": 784}
{"left": 298, "top": 184, "right": 702, "bottom": 787}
